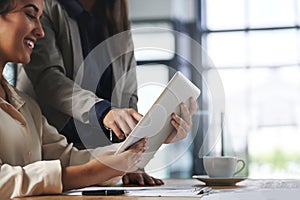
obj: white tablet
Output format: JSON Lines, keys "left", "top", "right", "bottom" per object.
{"left": 115, "top": 71, "right": 201, "bottom": 168}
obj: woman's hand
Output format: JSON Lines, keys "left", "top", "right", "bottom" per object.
{"left": 95, "top": 138, "right": 148, "bottom": 175}
{"left": 62, "top": 138, "right": 148, "bottom": 190}
{"left": 94, "top": 138, "right": 148, "bottom": 186}
{"left": 103, "top": 108, "right": 143, "bottom": 140}
{"left": 164, "top": 97, "right": 198, "bottom": 144}
{"left": 122, "top": 169, "right": 164, "bottom": 186}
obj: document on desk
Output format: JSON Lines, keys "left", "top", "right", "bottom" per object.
{"left": 63, "top": 186, "right": 200, "bottom": 197}
{"left": 125, "top": 188, "right": 200, "bottom": 197}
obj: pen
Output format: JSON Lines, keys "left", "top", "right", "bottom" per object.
{"left": 104, "top": 126, "right": 113, "bottom": 142}
{"left": 109, "top": 128, "right": 113, "bottom": 141}
{"left": 82, "top": 189, "right": 126, "bottom": 196}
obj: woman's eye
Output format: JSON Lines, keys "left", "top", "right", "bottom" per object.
{"left": 26, "top": 12, "right": 36, "bottom": 19}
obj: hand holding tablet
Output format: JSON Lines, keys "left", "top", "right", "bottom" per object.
{"left": 115, "top": 71, "right": 201, "bottom": 168}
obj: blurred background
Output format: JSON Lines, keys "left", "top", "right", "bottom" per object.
{"left": 128, "top": 0, "right": 300, "bottom": 179}
{"left": 4, "top": 0, "right": 300, "bottom": 179}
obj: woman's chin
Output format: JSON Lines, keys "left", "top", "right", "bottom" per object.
{"left": 18, "top": 56, "right": 31, "bottom": 64}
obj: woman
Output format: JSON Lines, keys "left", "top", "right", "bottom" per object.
{"left": 17, "top": 0, "right": 198, "bottom": 186}
{"left": 17, "top": 0, "right": 146, "bottom": 145}
{"left": 0, "top": 0, "right": 147, "bottom": 198}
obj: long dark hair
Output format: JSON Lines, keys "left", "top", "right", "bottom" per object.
{"left": 0, "top": 0, "right": 17, "bottom": 15}
{"left": 93, "top": 0, "right": 130, "bottom": 37}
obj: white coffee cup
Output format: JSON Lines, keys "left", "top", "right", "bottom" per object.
{"left": 203, "top": 156, "right": 245, "bottom": 178}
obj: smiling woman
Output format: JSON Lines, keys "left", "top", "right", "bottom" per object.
{"left": 0, "top": 0, "right": 148, "bottom": 199}
{"left": 0, "top": 0, "right": 44, "bottom": 67}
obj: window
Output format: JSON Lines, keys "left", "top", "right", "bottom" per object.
{"left": 132, "top": 23, "right": 175, "bottom": 61}
{"left": 201, "top": 0, "right": 300, "bottom": 178}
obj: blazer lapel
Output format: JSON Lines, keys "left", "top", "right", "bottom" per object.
{"left": 68, "top": 18, "right": 84, "bottom": 78}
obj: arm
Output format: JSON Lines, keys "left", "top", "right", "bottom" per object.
{"left": 0, "top": 161, "right": 62, "bottom": 199}
{"left": 0, "top": 120, "right": 146, "bottom": 199}
{"left": 61, "top": 142, "right": 146, "bottom": 191}
{"left": 22, "top": 1, "right": 102, "bottom": 126}
{"left": 22, "top": 2, "right": 140, "bottom": 137}
{"left": 40, "top": 115, "right": 147, "bottom": 191}
{"left": 93, "top": 35, "right": 141, "bottom": 139}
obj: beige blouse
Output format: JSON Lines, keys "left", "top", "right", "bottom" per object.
{"left": 0, "top": 78, "right": 118, "bottom": 199}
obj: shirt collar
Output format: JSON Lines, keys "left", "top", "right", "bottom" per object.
{"left": 58, "top": 0, "right": 85, "bottom": 19}
{"left": 0, "top": 78, "right": 25, "bottom": 110}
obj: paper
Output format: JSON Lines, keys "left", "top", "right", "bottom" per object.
{"left": 63, "top": 185, "right": 200, "bottom": 197}
{"left": 126, "top": 188, "right": 199, "bottom": 197}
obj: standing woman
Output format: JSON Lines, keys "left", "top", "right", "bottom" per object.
{"left": 17, "top": 0, "right": 198, "bottom": 186}
{"left": 18, "top": 0, "right": 143, "bottom": 146}
{"left": 0, "top": 0, "right": 147, "bottom": 198}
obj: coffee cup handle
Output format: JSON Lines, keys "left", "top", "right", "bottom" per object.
{"left": 233, "top": 159, "right": 245, "bottom": 176}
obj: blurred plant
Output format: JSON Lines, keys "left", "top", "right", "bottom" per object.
{"left": 250, "top": 148, "right": 300, "bottom": 171}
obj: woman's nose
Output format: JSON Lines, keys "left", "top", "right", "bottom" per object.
{"left": 34, "top": 21, "right": 45, "bottom": 38}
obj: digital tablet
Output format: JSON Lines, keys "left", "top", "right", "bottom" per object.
{"left": 115, "top": 71, "right": 201, "bottom": 168}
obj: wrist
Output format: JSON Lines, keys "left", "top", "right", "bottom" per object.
{"left": 86, "top": 158, "right": 125, "bottom": 183}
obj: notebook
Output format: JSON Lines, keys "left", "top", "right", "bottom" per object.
{"left": 115, "top": 71, "right": 201, "bottom": 168}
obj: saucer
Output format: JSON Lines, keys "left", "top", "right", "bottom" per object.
{"left": 192, "top": 175, "right": 247, "bottom": 186}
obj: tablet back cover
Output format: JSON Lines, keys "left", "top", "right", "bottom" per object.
{"left": 116, "top": 71, "right": 201, "bottom": 168}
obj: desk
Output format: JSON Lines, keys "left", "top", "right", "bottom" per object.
{"left": 13, "top": 178, "right": 300, "bottom": 200}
